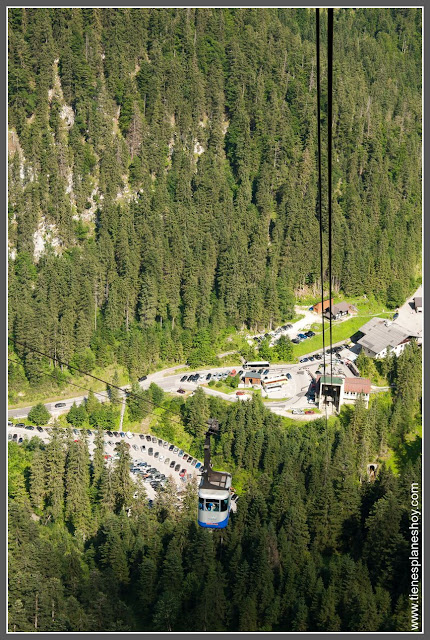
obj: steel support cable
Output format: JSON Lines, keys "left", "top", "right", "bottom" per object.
{"left": 327, "top": 8, "right": 334, "bottom": 389}
{"left": 316, "top": 8, "right": 328, "bottom": 429}
{"left": 8, "top": 356, "right": 112, "bottom": 403}
{"left": 11, "top": 340, "right": 183, "bottom": 424}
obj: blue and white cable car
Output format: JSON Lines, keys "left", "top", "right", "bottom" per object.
{"left": 197, "top": 419, "right": 232, "bottom": 529}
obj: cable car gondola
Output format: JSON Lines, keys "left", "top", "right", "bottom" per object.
{"left": 198, "top": 419, "right": 232, "bottom": 529}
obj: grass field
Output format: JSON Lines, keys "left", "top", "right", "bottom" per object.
{"left": 290, "top": 307, "right": 393, "bottom": 360}
{"left": 8, "top": 364, "right": 131, "bottom": 410}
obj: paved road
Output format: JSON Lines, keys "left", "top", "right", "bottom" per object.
{"left": 8, "top": 352, "right": 355, "bottom": 421}
{"left": 395, "top": 285, "right": 422, "bottom": 339}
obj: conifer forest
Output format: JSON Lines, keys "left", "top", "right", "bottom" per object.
{"left": 8, "top": 7, "right": 422, "bottom": 632}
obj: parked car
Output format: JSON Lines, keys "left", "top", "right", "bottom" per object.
{"left": 314, "top": 354, "right": 322, "bottom": 360}
{"left": 16, "top": 423, "right": 25, "bottom": 428}
{"left": 8, "top": 421, "right": 13, "bottom": 427}
{"left": 148, "top": 448, "right": 153, "bottom": 456}
{"left": 195, "top": 462, "right": 202, "bottom": 469}
{"left": 25, "top": 425, "right": 35, "bottom": 430}
{"left": 146, "top": 435, "right": 152, "bottom": 441}
{"left": 138, "top": 375, "right": 147, "bottom": 382}
{"left": 178, "top": 449, "right": 184, "bottom": 457}
{"left": 12, "top": 434, "right": 18, "bottom": 440}
{"left": 305, "top": 410, "right": 314, "bottom": 415}
{"left": 139, "top": 434, "right": 145, "bottom": 440}
{"left": 187, "top": 455, "right": 193, "bottom": 463}
{"left": 306, "top": 331, "right": 315, "bottom": 337}
{"left": 169, "top": 444, "right": 174, "bottom": 451}
{"left": 183, "top": 453, "right": 188, "bottom": 460}
{"left": 286, "top": 373, "right": 292, "bottom": 379}
{"left": 206, "top": 373, "right": 212, "bottom": 380}
{"left": 179, "top": 469, "right": 186, "bottom": 477}
{"left": 132, "top": 444, "right": 138, "bottom": 451}
{"left": 177, "top": 388, "right": 186, "bottom": 394}
{"left": 236, "top": 391, "right": 245, "bottom": 396}
{"left": 393, "top": 312, "right": 399, "bottom": 320}
{"left": 299, "top": 358, "right": 308, "bottom": 363}
{"left": 37, "top": 426, "right": 44, "bottom": 433}
{"left": 120, "top": 432, "right": 126, "bottom": 438}
{"left": 54, "top": 402, "right": 67, "bottom": 408}
{"left": 230, "top": 369, "right": 237, "bottom": 376}
{"left": 191, "top": 459, "right": 197, "bottom": 467}
{"left": 308, "top": 398, "right": 315, "bottom": 404}
{"left": 154, "top": 451, "right": 159, "bottom": 459}
{"left": 298, "top": 333, "right": 307, "bottom": 340}
{"left": 173, "top": 447, "right": 178, "bottom": 454}
{"left": 159, "top": 454, "right": 164, "bottom": 462}
{"left": 164, "top": 458, "right": 170, "bottom": 465}
{"left": 170, "top": 460, "right": 176, "bottom": 468}
{"left": 308, "top": 356, "right": 315, "bottom": 361}
{"left": 292, "top": 338, "right": 300, "bottom": 344}
{"left": 292, "top": 409, "right": 304, "bottom": 415}
{"left": 175, "top": 464, "right": 181, "bottom": 472}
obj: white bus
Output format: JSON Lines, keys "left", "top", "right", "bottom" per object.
{"left": 244, "top": 361, "right": 270, "bottom": 370}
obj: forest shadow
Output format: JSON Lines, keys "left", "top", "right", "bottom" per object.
{"left": 338, "top": 405, "right": 354, "bottom": 429}
{"left": 393, "top": 435, "right": 422, "bottom": 472}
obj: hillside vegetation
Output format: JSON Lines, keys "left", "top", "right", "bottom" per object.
{"left": 8, "top": 341, "right": 422, "bottom": 632}
{"left": 8, "top": 8, "right": 421, "bottom": 390}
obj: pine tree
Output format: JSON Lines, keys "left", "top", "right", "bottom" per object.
{"left": 44, "top": 428, "right": 66, "bottom": 522}
{"left": 29, "top": 447, "right": 46, "bottom": 511}
{"left": 64, "top": 439, "right": 92, "bottom": 538}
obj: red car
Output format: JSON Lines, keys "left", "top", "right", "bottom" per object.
{"left": 230, "top": 369, "right": 237, "bottom": 376}
{"left": 179, "top": 468, "right": 186, "bottom": 477}
{"left": 236, "top": 391, "right": 245, "bottom": 396}
{"left": 305, "top": 410, "right": 314, "bottom": 415}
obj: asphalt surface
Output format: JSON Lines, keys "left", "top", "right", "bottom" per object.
{"left": 8, "top": 424, "right": 202, "bottom": 501}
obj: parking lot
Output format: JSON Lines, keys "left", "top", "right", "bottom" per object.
{"left": 8, "top": 424, "right": 202, "bottom": 501}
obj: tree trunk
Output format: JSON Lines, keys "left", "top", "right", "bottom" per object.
{"left": 34, "top": 592, "right": 38, "bottom": 630}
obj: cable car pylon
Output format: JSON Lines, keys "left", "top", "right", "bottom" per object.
{"left": 197, "top": 419, "right": 232, "bottom": 529}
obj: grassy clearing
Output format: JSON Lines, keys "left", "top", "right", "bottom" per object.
{"left": 290, "top": 312, "right": 392, "bottom": 360}
{"left": 206, "top": 381, "right": 238, "bottom": 395}
{"left": 9, "top": 364, "right": 130, "bottom": 410}
{"left": 215, "top": 355, "right": 243, "bottom": 367}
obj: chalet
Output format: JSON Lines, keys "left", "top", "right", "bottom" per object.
{"left": 357, "top": 317, "right": 416, "bottom": 358}
{"left": 324, "top": 301, "right": 350, "bottom": 320}
{"left": 313, "top": 298, "right": 334, "bottom": 315}
{"left": 244, "top": 371, "right": 262, "bottom": 386}
{"left": 414, "top": 297, "right": 422, "bottom": 313}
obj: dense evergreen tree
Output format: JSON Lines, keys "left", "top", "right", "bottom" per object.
{"left": 8, "top": 8, "right": 422, "bottom": 393}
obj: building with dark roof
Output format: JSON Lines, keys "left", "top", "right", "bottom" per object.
{"left": 244, "top": 371, "right": 262, "bottom": 386}
{"left": 357, "top": 317, "right": 415, "bottom": 358}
